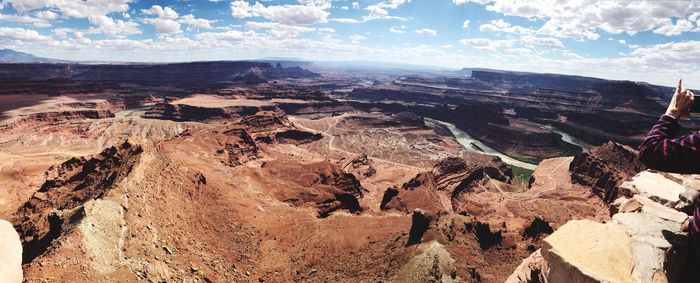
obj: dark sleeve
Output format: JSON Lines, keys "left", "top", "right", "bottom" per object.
{"left": 638, "top": 115, "right": 700, "bottom": 173}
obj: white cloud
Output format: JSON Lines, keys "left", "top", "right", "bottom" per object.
{"left": 196, "top": 30, "right": 247, "bottom": 42}
{"left": 0, "top": 13, "right": 51, "bottom": 27}
{"left": 142, "top": 5, "right": 180, "bottom": 34}
{"left": 230, "top": 1, "right": 329, "bottom": 25}
{"left": 7, "top": 0, "right": 133, "bottom": 18}
{"left": 0, "top": 26, "right": 50, "bottom": 41}
{"left": 179, "top": 14, "right": 214, "bottom": 29}
{"left": 349, "top": 34, "right": 366, "bottom": 44}
{"left": 389, "top": 26, "right": 406, "bottom": 33}
{"left": 34, "top": 10, "right": 57, "bottom": 20}
{"left": 245, "top": 21, "right": 315, "bottom": 37}
{"left": 340, "top": 6, "right": 349, "bottom": 10}
{"left": 414, "top": 28, "right": 437, "bottom": 37}
{"left": 352, "top": 2, "right": 360, "bottom": 10}
{"left": 520, "top": 35, "right": 563, "bottom": 48}
{"left": 375, "top": 0, "right": 411, "bottom": 9}
{"left": 87, "top": 15, "right": 140, "bottom": 36}
{"left": 476, "top": 0, "right": 699, "bottom": 40}
{"left": 653, "top": 19, "right": 695, "bottom": 36}
{"left": 479, "top": 19, "right": 533, "bottom": 35}
{"left": 142, "top": 5, "right": 178, "bottom": 20}
{"left": 332, "top": 18, "right": 361, "bottom": 24}
{"left": 452, "top": 0, "right": 491, "bottom": 4}
{"left": 462, "top": 20, "right": 470, "bottom": 28}
{"left": 458, "top": 38, "right": 516, "bottom": 50}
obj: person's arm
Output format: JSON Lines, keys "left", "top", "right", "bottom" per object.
{"left": 638, "top": 79, "right": 698, "bottom": 173}
{"left": 638, "top": 115, "right": 700, "bottom": 173}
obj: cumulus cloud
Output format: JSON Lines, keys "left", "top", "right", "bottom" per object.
{"left": 179, "top": 14, "right": 214, "bottom": 29}
{"left": 475, "top": 0, "right": 699, "bottom": 40}
{"left": 479, "top": 19, "right": 533, "bottom": 35}
{"left": 520, "top": 35, "right": 563, "bottom": 48}
{"left": 34, "top": 10, "right": 57, "bottom": 20}
{"left": 7, "top": 0, "right": 133, "bottom": 18}
{"left": 0, "top": 26, "right": 50, "bottom": 41}
{"left": 245, "top": 21, "right": 315, "bottom": 37}
{"left": 414, "top": 28, "right": 437, "bottom": 37}
{"left": 87, "top": 15, "right": 140, "bottom": 36}
{"left": 142, "top": 5, "right": 180, "bottom": 33}
{"left": 0, "top": 13, "right": 52, "bottom": 27}
{"left": 458, "top": 38, "right": 516, "bottom": 50}
{"left": 230, "top": 1, "right": 329, "bottom": 25}
{"left": 462, "top": 20, "right": 470, "bottom": 28}
{"left": 389, "top": 26, "right": 406, "bottom": 33}
{"left": 334, "top": 0, "right": 407, "bottom": 23}
{"left": 349, "top": 34, "right": 366, "bottom": 44}
{"left": 654, "top": 19, "right": 695, "bottom": 36}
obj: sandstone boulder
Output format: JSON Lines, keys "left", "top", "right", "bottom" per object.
{"left": 541, "top": 219, "right": 635, "bottom": 283}
{"left": 0, "top": 219, "right": 22, "bottom": 283}
{"left": 618, "top": 170, "right": 685, "bottom": 208}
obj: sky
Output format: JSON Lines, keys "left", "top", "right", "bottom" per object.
{"left": 0, "top": 0, "right": 699, "bottom": 87}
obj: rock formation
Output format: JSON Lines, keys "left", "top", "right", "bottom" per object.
{"left": 381, "top": 156, "right": 513, "bottom": 214}
{"left": 340, "top": 154, "right": 376, "bottom": 179}
{"left": 508, "top": 170, "right": 696, "bottom": 283}
{"left": 569, "top": 141, "right": 645, "bottom": 202}
{"left": 12, "top": 141, "right": 142, "bottom": 262}
{"left": 261, "top": 160, "right": 365, "bottom": 217}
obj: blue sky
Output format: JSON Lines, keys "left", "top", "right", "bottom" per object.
{"left": 0, "top": 0, "right": 699, "bottom": 86}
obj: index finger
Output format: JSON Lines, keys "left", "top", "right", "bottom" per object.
{"left": 678, "top": 79, "right": 683, "bottom": 92}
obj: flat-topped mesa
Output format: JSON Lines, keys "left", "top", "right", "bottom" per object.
{"left": 142, "top": 102, "right": 285, "bottom": 123}
{"left": 0, "top": 109, "right": 114, "bottom": 132}
{"left": 12, "top": 141, "right": 142, "bottom": 263}
{"left": 381, "top": 156, "right": 513, "bottom": 214}
{"left": 569, "top": 141, "right": 645, "bottom": 203}
{"left": 240, "top": 109, "right": 293, "bottom": 133}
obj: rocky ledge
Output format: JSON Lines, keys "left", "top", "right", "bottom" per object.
{"left": 507, "top": 170, "right": 698, "bottom": 283}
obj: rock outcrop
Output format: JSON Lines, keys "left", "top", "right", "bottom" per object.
{"left": 569, "top": 141, "right": 645, "bottom": 202}
{"left": 262, "top": 160, "right": 365, "bottom": 218}
{"left": 12, "top": 141, "right": 142, "bottom": 263}
{"left": 381, "top": 157, "right": 513, "bottom": 214}
{"left": 339, "top": 154, "right": 376, "bottom": 179}
{"left": 0, "top": 219, "right": 22, "bottom": 283}
{"left": 143, "top": 102, "right": 286, "bottom": 124}
{"left": 0, "top": 109, "right": 114, "bottom": 131}
{"left": 220, "top": 127, "right": 259, "bottom": 166}
{"left": 508, "top": 170, "right": 695, "bottom": 283}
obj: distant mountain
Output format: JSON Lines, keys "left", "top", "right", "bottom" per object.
{"left": 0, "top": 49, "right": 62, "bottom": 63}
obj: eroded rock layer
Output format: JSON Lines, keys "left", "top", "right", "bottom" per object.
{"left": 12, "top": 141, "right": 142, "bottom": 263}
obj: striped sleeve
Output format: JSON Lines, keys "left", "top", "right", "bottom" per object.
{"left": 638, "top": 115, "right": 700, "bottom": 174}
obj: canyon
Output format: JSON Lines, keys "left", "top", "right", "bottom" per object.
{"left": 0, "top": 60, "right": 698, "bottom": 282}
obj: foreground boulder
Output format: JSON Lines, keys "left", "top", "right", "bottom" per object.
{"left": 0, "top": 219, "right": 22, "bottom": 283}
{"left": 543, "top": 219, "right": 636, "bottom": 283}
